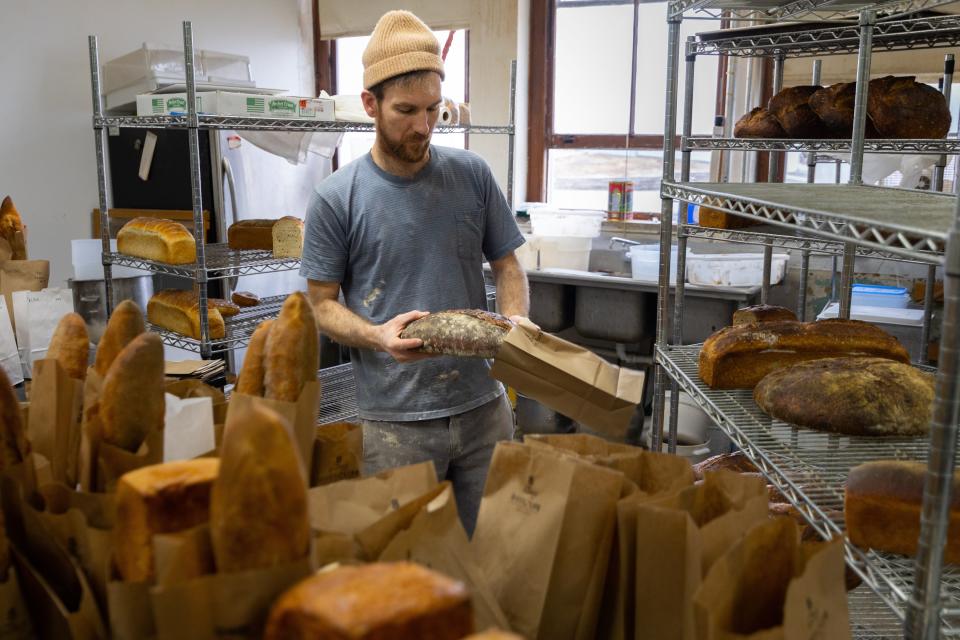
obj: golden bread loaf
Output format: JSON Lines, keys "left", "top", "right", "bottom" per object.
{"left": 94, "top": 299, "right": 145, "bottom": 376}
{"left": 46, "top": 312, "right": 89, "bottom": 380}
{"left": 0, "top": 196, "right": 26, "bottom": 260}
{"left": 117, "top": 217, "right": 197, "bottom": 264}
{"left": 210, "top": 404, "right": 309, "bottom": 572}
{"left": 235, "top": 319, "right": 273, "bottom": 397}
{"left": 698, "top": 319, "right": 910, "bottom": 389}
{"left": 100, "top": 332, "right": 165, "bottom": 452}
{"left": 114, "top": 458, "right": 220, "bottom": 582}
{"left": 231, "top": 291, "right": 260, "bottom": 307}
{"left": 272, "top": 216, "right": 304, "bottom": 258}
{"left": 263, "top": 562, "right": 473, "bottom": 640}
{"left": 846, "top": 460, "right": 960, "bottom": 563}
{"left": 264, "top": 292, "right": 318, "bottom": 402}
{"left": 147, "top": 290, "right": 226, "bottom": 340}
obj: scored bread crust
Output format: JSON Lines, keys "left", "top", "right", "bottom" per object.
{"left": 47, "top": 313, "right": 90, "bottom": 381}
{"left": 94, "top": 300, "right": 146, "bottom": 376}
{"left": 236, "top": 320, "right": 273, "bottom": 397}
{"left": 117, "top": 217, "right": 197, "bottom": 265}
{"left": 868, "top": 76, "right": 951, "bottom": 139}
{"left": 400, "top": 309, "right": 514, "bottom": 358}
{"left": 733, "top": 107, "right": 787, "bottom": 138}
{"left": 100, "top": 332, "right": 165, "bottom": 452}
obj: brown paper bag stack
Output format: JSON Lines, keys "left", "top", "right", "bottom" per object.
{"left": 0, "top": 259, "right": 49, "bottom": 331}
{"left": 693, "top": 517, "right": 851, "bottom": 640}
{"left": 471, "top": 440, "right": 626, "bottom": 640}
{"left": 632, "top": 470, "right": 769, "bottom": 640}
{"left": 27, "top": 359, "right": 84, "bottom": 486}
{"left": 310, "top": 421, "right": 363, "bottom": 487}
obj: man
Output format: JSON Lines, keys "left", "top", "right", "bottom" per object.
{"left": 300, "top": 10, "right": 529, "bottom": 535}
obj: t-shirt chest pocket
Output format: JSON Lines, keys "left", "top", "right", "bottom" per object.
{"left": 453, "top": 207, "right": 484, "bottom": 261}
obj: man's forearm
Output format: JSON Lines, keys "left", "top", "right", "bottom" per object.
{"left": 494, "top": 260, "right": 529, "bottom": 318}
{"left": 313, "top": 298, "right": 381, "bottom": 351}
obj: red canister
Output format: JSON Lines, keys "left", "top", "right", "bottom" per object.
{"left": 607, "top": 180, "right": 633, "bottom": 221}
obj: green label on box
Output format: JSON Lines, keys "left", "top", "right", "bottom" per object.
{"left": 167, "top": 96, "right": 187, "bottom": 111}
{"left": 246, "top": 97, "right": 265, "bottom": 114}
{"left": 151, "top": 98, "right": 164, "bottom": 114}
{"left": 268, "top": 98, "right": 297, "bottom": 115}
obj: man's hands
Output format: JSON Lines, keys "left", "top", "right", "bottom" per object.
{"left": 374, "top": 310, "right": 434, "bottom": 363}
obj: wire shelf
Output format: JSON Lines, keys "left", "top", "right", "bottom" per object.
{"left": 656, "top": 343, "right": 960, "bottom": 635}
{"left": 680, "top": 224, "right": 938, "bottom": 263}
{"left": 850, "top": 587, "right": 911, "bottom": 638}
{"left": 95, "top": 115, "right": 514, "bottom": 135}
{"left": 105, "top": 244, "right": 301, "bottom": 279}
{"left": 684, "top": 136, "right": 960, "bottom": 154}
{"left": 669, "top": 0, "right": 957, "bottom": 22}
{"left": 148, "top": 294, "right": 286, "bottom": 353}
{"left": 690, "top": 13, "right": 960, "bottom": 57}
{"left": 317, "top": 363, "right": 359, "bottom": 425}
{"left": 662, "top": 181, "right": 952, "bottom": 263}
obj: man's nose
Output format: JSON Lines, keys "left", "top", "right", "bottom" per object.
{"left": 413, "top": 111, "right": 431, "bottom": 136}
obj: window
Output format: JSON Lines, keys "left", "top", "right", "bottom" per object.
{"left": 529, "top": 0, "right": 720, "bottom": 211}
{"left": 333, "top": 30, "right": 469, "bottom": 168}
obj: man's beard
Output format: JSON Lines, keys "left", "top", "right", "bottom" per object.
{"left": 377, "top": 125, "right": 431, "bottom": 163}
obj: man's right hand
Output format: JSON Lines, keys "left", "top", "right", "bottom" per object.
{"left": 375, "top": 310, "right": 434, "bottom": 363}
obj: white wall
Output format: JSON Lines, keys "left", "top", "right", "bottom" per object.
{"left": 0, "top": 0, "right": 311, "bottom": 287}
{"left": 316, "top": 0, "right": 528, "bottom": 207}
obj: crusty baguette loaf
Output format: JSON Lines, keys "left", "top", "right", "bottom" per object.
{"left": 114, "top": 458, "right": 220, "bottom": 582}
{"left": 732, "top": 304, "right": 798, "bottom": 326}
{"left": 272, "top": 216, "right": 304, "bottom": 258}
{"left": 754, "top": 357, "right": 934, "bottom": 436}
{"left": 100, "top": 333, "right": 165, "bottom": 452}
{"left": 211, "top": 404, "right": 309, "bottom": 572}
{"left": 698, "top": 319, "right": 910, "bottom": 389}
{"left": 117, "top": 217, "right": 197, "bottom": 264}
{"left": 400, "top": 309, "right": 514, "bottom": 358}
{"left": 0, "top": 196, "right": 26, "bottom": 260}
{"left": 264, "top": 293, "right": 318, "bottom": 402}
{"left": 231, "top": 291, "right": 260, "bottom": 307}
{"left": 94, "top": 299, "right": 145, "bottom": 376}
{"left": 264, "top": 562, "right": 473, "bottom": 640}
{"left": 235, "top": 319, "right": 273, "bottom": 397}
{"left": 0, "top": 367, "right": 29, "bottom": 470}
{"left": 846, "top": 460, "right": 960, "bottom": 563}
{"left": 227, "top": 219, "right": 276, "bottom": 251}
{"left": 147, "top": 290, "right": 226, "bottom": 340}
{"left": 46, "top": 312, "right": 89, "bottom": 381}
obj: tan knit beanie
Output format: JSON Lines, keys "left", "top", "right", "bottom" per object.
{"left": 362, "top": 10, "right": 445, "bottom": 90}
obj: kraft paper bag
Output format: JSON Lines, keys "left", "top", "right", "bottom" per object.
{"left": 693, "top": 518, "right": 851, "bottom": 640}
{"left": 0, "top": 259, "right": 48, "bottom": 332}
{"left": 96, "top": 424, "right": 163, "bottom": 493}
{"left": 378, "top": 482, "right": 511, "bottom": 632}
{"left": 107, "top": 577, "right": 154, "bottom": 640}
{"left": 633, "top": 470, "right": 769, "bottom": 640}
{"left": 490, "top": 319, "right": 645, "bottom": 438}
{"left": 27, "top": 359, "right": 84, "bottom": 485}
{"left": 165, "top": 379, "right": 227, "bottom": 426}
{"left": 0, "top": 567, "right": 34, "bottom": 639}
{"left": 225, "top": 380, "right": 321, "bottom": 476}
{"left": 471, "top": 441, "right": 624, "bottom": 640}
{"left": 0, "top": 297, "right": 22, "bottom": 385}
{"left": 310, "top": 421, "right": 362, "bottom": 487}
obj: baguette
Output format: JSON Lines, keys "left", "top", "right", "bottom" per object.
{"left": 0, "top": 367, "right": 29, "bottom": 470}
{"left": 100, "top": 333, "right": 165, "bottom": 452}
{"left": 846, "top": 460, "right": 960, "bottom": 563}
{"left": 114, "top": 458, "right": 220, "bottom": 582}
{"left": 699, "top": 319, "right": 910, "bottom": 389}
{"left": 147, "top": 290, "right": 226, "bottom": 340}
{"left": 227, "top": 219, "right": 276, "bottom": 251}
{"left": 272, "top": 216, "right": 304, "bottom": 258}
{"left": 264, "top": 293, "right": 318, "bottom": 402}
{"left": 94, "top": 299, "right": 145, "bottom": 376}
{"left": 400, "top": 309, "right": 514, "bottom": 358}
{"left": 46, "top": 312, "right": 89, "bottom": 381}
{"left": 235, "top": 319, "right": 273, "bottom": 396}
{"left": 264, "top": 563, "right": 472, "bottom": 640}
{"left": 210, "top": 404, "right": 309, "bottom": 572}
{"left": 0, "top": 196, "right": 26, "bottom": 260}
{"left": 117, "top": 217, "right": 197, "bottom": 264}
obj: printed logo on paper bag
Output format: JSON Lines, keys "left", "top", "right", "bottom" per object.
{"left": 804, "top": 596, "right": 829, "bottom": 638}
{"left": 509, "top": 475, "right": 541, "bottom": 515}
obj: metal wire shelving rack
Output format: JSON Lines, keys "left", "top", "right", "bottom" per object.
{"left": 88, "top": 21, "right": 517, "bottom": 359}
{"left": 653, "top": 0, "right": 960, "bottom": 637}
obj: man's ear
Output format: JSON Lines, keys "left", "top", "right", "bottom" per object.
{"left": 360, "top": 90, "right": 378, "bottom": 118}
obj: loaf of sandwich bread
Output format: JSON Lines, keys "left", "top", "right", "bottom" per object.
{"left": 147, "top": 290, "right": 226, "bottom": 340}
{"left": 699, "top": 319, "right": 910, "bottom": 389}
{"left": 117, "top": 217, "right": 197, "bottom": 264}
{"left": 227, "top": 216, "right": 304, "bottom": 255}
{"left": 114, "top": 458, "right": 220, "bottom": 582}
{"left": 846, "top": 460, "right": 960, "bottom": 563}
{"left": 264, "top": 562, "right": 473, "bottom": 640}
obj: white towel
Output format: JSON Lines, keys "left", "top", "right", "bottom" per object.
{"left": 237, "top": 130, "right": 343, "bottom": 165}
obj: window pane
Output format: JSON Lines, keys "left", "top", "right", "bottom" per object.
{"left": 547, "top": 148, "right": 711, "bottom": 213}
{"left": 553, "top": 4, "right": 634, "bottom": 134}
{"left": 632, "top": 4, "right": 720, "bottom": 136}
{"left": 334, "top": 30, "right": 467, "bottom": 167}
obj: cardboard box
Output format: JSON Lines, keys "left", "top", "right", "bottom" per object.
{"left": 136, "top": 91, "right": 335, "bottom": 120}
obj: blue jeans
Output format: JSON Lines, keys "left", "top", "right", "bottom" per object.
{"left": 361, "top": 393, "right": 515, "bottom": 537}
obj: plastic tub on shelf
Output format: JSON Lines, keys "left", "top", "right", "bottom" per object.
{"left": 529, "top": 208, "right": 605, "bottom": 238}
{"left": 851, "top": 284, "right": 910, "bottom": 309}
{"left": 535, "top": 236, "right": 593, "bottom": 270}
{"left": 628, "top": 244, "right": 680, "bottom": 283}
{"left": 686, "top": 252, "right": 789, "bottom": 287}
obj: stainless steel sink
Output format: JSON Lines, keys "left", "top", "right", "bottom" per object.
{"left": 575, "top": 287, "right": 655, "bottom": 344}
{"left": 528, "top": 281, "right": 575, "bottom": 332}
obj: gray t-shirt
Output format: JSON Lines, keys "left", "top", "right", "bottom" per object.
{"left": 300, "top": 145, "right": 524, "bottom": 421}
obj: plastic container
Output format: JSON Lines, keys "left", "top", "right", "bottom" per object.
{"left": 535, "top": 236, "right": 592, "bottom": 270}
{"left": 200, "top": 49, "right": 253, "bottom": 84}
{"left": 102, "top": 44, "right": 188, "bottom": 94}
{"left": 851, "top": 284, "right": 910, "bottom": 309}
{"left": 529, "top": 208, "right": 605, "bottom": 238}
{"left": 686, "top": 252, "right": 789, "bottom": 287}
{"left": 628, "top": 244, "right": 679, "bottom": 283}
{"left": 817, "top": 301, "right": 924, "bottom": 361}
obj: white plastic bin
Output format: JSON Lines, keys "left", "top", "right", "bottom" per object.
{"left": 529, "top": 208, "right": 605, "bottom": 238}
{"left": 851, "top": 284, "right": 910, "bottom": 309}
{"left": 628, "top": 244, "right": 679, "bottom": 283}
{"left": 535, "top": 236, "right": 592, "bottom": 270}
{"left": 686, "top": 252, "right": 789, "bottom": 287}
